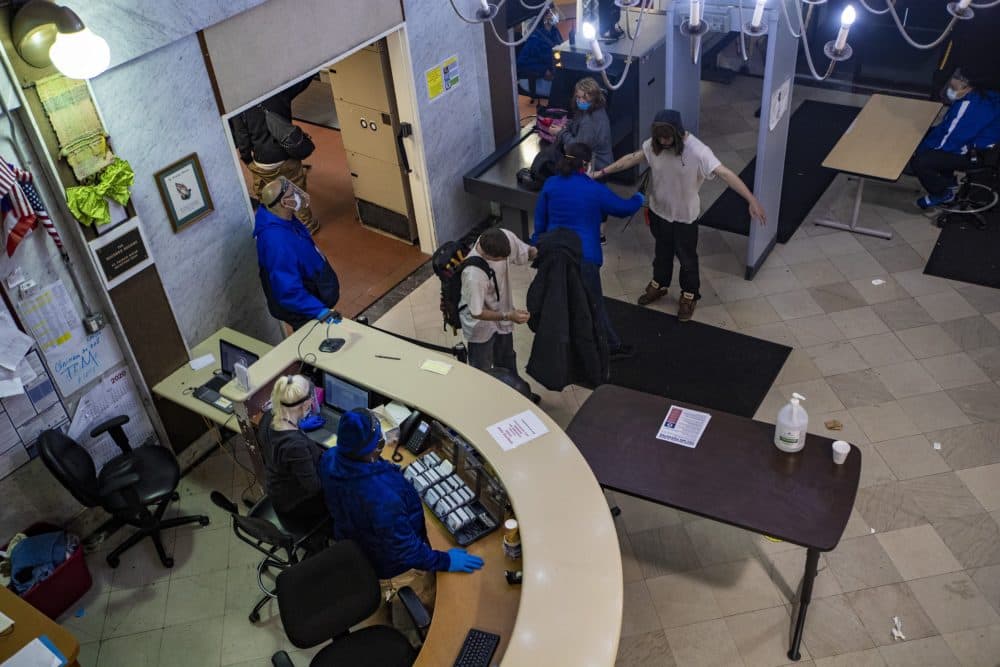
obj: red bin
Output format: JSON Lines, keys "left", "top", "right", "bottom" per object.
{"left": 3, "top": 522, "right": 92, "bottom": 620}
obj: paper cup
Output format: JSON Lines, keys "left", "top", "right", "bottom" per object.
{"left": 832, "top": 440, "right": 851, "bottom": 465}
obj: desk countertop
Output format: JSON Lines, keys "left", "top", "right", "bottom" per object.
{"left": 152, "top": 327, "right": 272, "bottom": 432}
{"left": 0, "top": 586, "right": 79, "bottom": 664}
{"left": 822, "top": 94, "right": 942, "bottom": 181}
{"left": 223, "top": 320, "right": 623, "bottom": 666}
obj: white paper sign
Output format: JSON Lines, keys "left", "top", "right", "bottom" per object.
{"left": 769, "top": 77, "right": 792, "bottom": 131}
{"left": 0, "top": 311, "right": 34, "bottom": 371}
{"left": 656, "top": 406, "right": 711, "bottom": 448}
{"left": 486, "top": 410, "right": 549, "bottom": 451}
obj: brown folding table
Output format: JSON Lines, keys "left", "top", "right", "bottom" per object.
{"left": 567, "top": 385, "right": 861, "bottom": 661}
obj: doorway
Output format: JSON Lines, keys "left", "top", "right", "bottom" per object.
{"left": 228, "top": 31, "right": 431, "bottom": 320}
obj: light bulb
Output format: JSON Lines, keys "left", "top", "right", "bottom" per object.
{"left": 479, "top": 0, "right": 490, "bottom": 11}
{"left": 49, "top": 28, "right": 111, "bottom": 80}
{"left": 690, "top": 0, "right": 702, "bottom": 27}
{"left": 840, "top": 5, "right": 857, "bottom": 26}
{"left": 581, "top": 21, "right": 597, "bottom": 40}
{"left": 958, "top": 0, "right": 972, "bottom": 7}
{"left": 751, "top": 0, "right": 767, "bottom": 28}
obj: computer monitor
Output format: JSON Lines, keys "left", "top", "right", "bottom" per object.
{"left": 323, "top": 372, "right": 370, "bottom": 413}
{"left": 219, "top": 340, "right": 259, "bottom": 376}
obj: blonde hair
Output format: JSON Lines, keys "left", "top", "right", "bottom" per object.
{"left": 574, "top": 77, "right": 606, "bottom": 111}
{"left": 270, "top": 374, "right": 313, "bottom": 424}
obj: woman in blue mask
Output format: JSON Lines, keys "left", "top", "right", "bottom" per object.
{"left": 258, "top": 374, "right": 329, "bottom": 531}
{"left": 559, "top": 77, "right": 613, "bottom": 173}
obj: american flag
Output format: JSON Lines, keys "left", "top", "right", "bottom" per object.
{"left": 0, "top": 161, "right": 62, "bottom": 257}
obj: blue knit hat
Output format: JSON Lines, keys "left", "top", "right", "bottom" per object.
{"left": 336, "top": 408, "right": 383, "bottom": 458}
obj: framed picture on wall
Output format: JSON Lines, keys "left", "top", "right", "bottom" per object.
{"left": 154, "top": 153, "right": 213, "bottom": 232}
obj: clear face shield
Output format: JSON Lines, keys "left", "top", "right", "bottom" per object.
{"left": 266, "top": 178, "right": 310, "bottom": 212}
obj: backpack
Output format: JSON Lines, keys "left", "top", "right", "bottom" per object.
{"left": 534, "top": 107, "right": 569, "bottom": 144}
{"left": 517, "top": 141, "right": 562, "bottom": 192}
{"left": 432, "top": 240, "right": 500, "bottom": 334}
{"left": 258, "top": 105, "right": 316, "bottom": 160}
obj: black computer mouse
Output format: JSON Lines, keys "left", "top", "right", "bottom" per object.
{"left": 319, "top": 337, "right": 346, "bottom": 353}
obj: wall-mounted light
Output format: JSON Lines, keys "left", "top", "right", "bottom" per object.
{"left": 580, "top": 21, "right": 612, "bottom": 72}
{"left": 12, "top": 0, "right": 110, "bottom": 79}
{"left": 824, "top": 4, "right": 856, "bottom": 61}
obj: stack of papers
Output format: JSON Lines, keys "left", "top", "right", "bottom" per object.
{"left": 1, "top": 636, "right": 67, "bottom": 666}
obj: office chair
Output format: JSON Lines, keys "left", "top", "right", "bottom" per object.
{"left": 38, "top": 416, "right": 210, "bottom": 569}
{"left": 517, "top": 76, "right": 548, "bottom": 106}
{"left": 270, "top": 541, "right": 430, "bottom": 667}
{"left": 210, "top": 491, "right": 329, "bottom": 623}
{"left": 937, "top": 145, "right": 1000, "bottom": 229}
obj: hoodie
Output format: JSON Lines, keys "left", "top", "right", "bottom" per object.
{"left": 253, "top": 206, "right": 339, "bottom": 329}
{"left": 320, "top": 449, "right": 450, "bottom": 579}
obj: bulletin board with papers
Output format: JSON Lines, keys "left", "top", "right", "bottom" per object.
{"left": 0, "top": 350, "right": 70, "bottom": 480}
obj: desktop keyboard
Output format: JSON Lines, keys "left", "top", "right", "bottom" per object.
{"left": 453, "top": 628, "right": 500, "bottom": 667}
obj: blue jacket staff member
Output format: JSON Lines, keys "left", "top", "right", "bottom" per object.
{"left": 912, "top": 67, "right": 1000, "bottom": 209}
{"left": 254, "top": 177, "right": 340, "bottom": 330}
{"left": 533, "top": 142, "right": 644, "bottom": 359}
{"left": 321, "top": 409, "right": 483, "bottom": 624}
{"left": 515, "top": 9, "right": 562, "bottom": 98}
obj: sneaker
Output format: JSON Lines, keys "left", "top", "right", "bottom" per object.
{"left": 637, "top": 281, "right": 669, "bottom": 306}
{"left": 600, "top": 234, "right": 608, "bottom": 245}
{"left": 916, "top": 189, "right": 957, "bottom": 210}
{"left": 599, "top": 25, "right": 625, "bottom": 42}
{"left": 609, "top": 343, "right": 634, "bottom": 360}
{"left": 678, "top": 292, "right": 697, "bottom": 321}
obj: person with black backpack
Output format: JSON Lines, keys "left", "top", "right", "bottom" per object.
{"left": 457, "top": 228, "right": 537, "bottom": 399}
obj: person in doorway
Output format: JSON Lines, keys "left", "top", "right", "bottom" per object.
{"left": 459, "top": 227, "right": 538, "bottom": 400}
{"left": 515, "top": 9, "right": 562, "bottom": 98}
{"left": 230, "top": 78, "right": 318, "bottom": 234}
{"left": 911, "top": 67, "right": 1000, "bottom": 209}
{"left": 595, "top": 109, "right": 766, "bottom": 321}
{"left": 257, "top": 374, "right": 328, "bottom": 531}
{"left": 320, "top": 408, "right": 484, "bottom": 623}
{"left": 254, "top": 177, "right": 340, "bottom": 330}
{"left": 533, "top": 142, "right": 644, "bottom": 358}
{"left": 597, "top": 0, "right": 624, "bottom": 42}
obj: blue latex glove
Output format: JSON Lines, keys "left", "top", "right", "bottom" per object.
{"left": 636, "top": 192, "right": 646, "bottom": 207}
{"left": 447, "top": 548, "right": 484, "bottom": 573}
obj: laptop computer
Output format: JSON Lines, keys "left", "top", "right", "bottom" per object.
{"left": 193, "top": 340, "right": 260, "bottom": 413}
{"left": 307, "top": 372, "right": 371, "bottom": 446}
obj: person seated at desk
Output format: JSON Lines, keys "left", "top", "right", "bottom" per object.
{"left": 258, "top": 374, "right": 328, "bottom": 531}
{"left": 912, "top": 67, "right": 1000, "bottom": 209}
{"left": 320, "top": 409, "right": 484, "bottom": 623}
{"left": 515, "top": 9, "right": 562, "bottom": 98}
{"left": 254, "top": 177, "right": 340, "bottom": 331}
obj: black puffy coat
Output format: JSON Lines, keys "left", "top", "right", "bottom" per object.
{"left": 525, "top": 228, "right": 609, "bottom": 390}
{"left": 230, "top": 78, "right": 312, "bottom": 164}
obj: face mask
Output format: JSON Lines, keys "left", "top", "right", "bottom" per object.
{"left": 289, "top": 192, "right": 303, "bottom": 211}
{"left": 945, "top": 88, "right": 959, "bottom": 102}
{"left": 577, "top": 100, "right": 591, "bottom": 111}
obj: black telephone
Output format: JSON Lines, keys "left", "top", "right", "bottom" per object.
{"left": 392, "top": 411, "right": 431, "bottom": 461}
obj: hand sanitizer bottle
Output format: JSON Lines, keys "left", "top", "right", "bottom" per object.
{"left": 774, "top": 393, "right": 808, "bottom": 453}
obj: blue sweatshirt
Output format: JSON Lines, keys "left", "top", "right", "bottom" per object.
{"left": 253, "top": 206, "right": 339, "bottom": 329}
{"left": 918, "top": 90, "right": 1000, "bottom": 155}
{"left": 320, "top": 449, "right": 450, "bottom": 579}
{"left": 532, "top": 172, "right": 643, "bottom": 266}
{"left": 516, "top": 28, "right": 561, "bottom": 79}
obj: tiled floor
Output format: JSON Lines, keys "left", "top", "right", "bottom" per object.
{"left": 74, "top": 80, "right": 1000, "bottom": 665}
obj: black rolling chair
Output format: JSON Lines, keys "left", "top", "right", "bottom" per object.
{"left": 937, "top": 145, "right": 1000, "bottom": 229}
{"left": 210, "top": 491, "right": 329, "bottom": 623}
{"left": 38, "top": 416, "right": 209, "bottom": 569}
{"left": 270, "top": 541, "right": 430, "bottom": 667}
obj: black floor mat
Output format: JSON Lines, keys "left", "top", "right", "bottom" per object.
{"left": 924, "top": 216, "right": 1000, "bottom": 288}
{"left": 699, "top": 100, "right": 861, "bottom": 243}
{"left": 604, "top": 298, "right": 791, "bottom": 418}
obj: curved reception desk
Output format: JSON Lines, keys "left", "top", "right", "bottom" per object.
{"left": 222, "top": 319, "right": 623, "bottom": 666}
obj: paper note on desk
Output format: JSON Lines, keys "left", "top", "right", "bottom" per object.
{"left": 0, "top": 312, "right": 33, "bottom": 371}
{"left": 487, "top": 410, "right": 549, "bottom": 451}
{"left": 189, "top": 353, "right": 215, "bottom": 371}
{"left": 1, "top": 636, "right": 67, "bottom": 666}
{"left": 656, "top": 406, "right": 711, "bottom": 448}
{"left": 420, "top": 359, "right": 452, "bottom": 375}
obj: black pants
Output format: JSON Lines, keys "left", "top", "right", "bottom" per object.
{"left": 910, "top": 149, "right": 974, "bottom": 197}
{"left": 649, "top": 211, "right": 700, "bottom": 297}
{"left": 598, "top": 0, "right": 621, "bottom": 33}
{"left": 468, "top": 333, "right": 518, "bottom": 375}
{"left": 275, "top": 493, "right": 330, "bottom": 544}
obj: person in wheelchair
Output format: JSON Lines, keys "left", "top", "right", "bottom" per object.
{"left": 911, "top": 66, "right": 1000, "bottom": 210}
